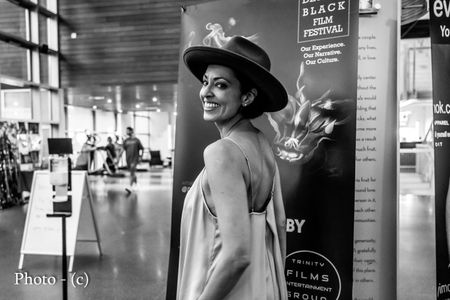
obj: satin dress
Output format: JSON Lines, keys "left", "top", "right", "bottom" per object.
{"left": 177, "top": 134, "right": 288, "bottom": 300}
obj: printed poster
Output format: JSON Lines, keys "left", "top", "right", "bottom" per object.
{"left": 167, "top": 0, "right": 359, "bottom": 299}
{"left": 430, "top": 0, "right": 450, "bottom": 298}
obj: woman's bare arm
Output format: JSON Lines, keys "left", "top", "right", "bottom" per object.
{"left": 198, "top": 140, "right": 251, "bottom": 300}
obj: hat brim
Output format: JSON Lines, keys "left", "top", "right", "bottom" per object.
{"left": 183, "top": 46, "right": 288, "bottom": 112}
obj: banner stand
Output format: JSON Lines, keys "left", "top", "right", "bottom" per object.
{"left": 168, "top": 1, "right": 359, "bottom": 299}
{"left": 429, "top": 0, "right": 450, "bottom": 298}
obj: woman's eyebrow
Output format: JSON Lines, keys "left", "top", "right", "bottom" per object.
{"left": 212, "top": 76, "right": 231, "bottom": 83}
{"left": 203, "top": 74, "right": 232, "bottom": 83}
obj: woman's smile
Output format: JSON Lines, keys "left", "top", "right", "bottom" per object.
{"left": 199, "top": 65, "right": 243, "bottom": 124}
{"left": 203, "top": 100, "right": 220, "bottom": 111}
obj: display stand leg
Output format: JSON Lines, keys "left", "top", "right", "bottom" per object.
{"left": 62, "top": 216, "right": 68, "bottom": 300}
{"left": 69, "top": 256, "right": 74, "bottom": 273}
{"left": 47, "top": 213, "right": 70, "bottom": 300}
{"left": 87, "top": 188, "right": 103, "bottom": 256}
{"left": 18, "top": 254, "right": 24, "bottom": 270}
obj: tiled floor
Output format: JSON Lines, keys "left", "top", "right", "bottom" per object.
{"left": 0, "top": 168, "right": 173, "bottom": 300}
{"left": 0, "top": 168, "right": 437, "bottom": 299}
{"left": 398, "top": 172, "right": 436, "bottom": 300}
{"left": 398, "top": 194, "right": 436, "bottom": 300}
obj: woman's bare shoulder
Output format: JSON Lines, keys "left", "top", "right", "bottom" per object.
{"left": 203, "top": 139, "right": 245, "bottom": 169}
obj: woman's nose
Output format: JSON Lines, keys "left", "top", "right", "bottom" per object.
{"left": 200, "top": 82, "right": 213, "bottom": 99}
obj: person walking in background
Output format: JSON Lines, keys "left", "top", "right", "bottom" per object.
{"left": 117, "top": 127, "right": 143, "bottom": 193}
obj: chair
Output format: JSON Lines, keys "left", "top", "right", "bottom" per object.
{"left": 149, "top": 150, "right": 164, "bottom": 167}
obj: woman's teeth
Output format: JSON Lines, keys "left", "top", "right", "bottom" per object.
{"left": 204, "top": 102, "right": 219, "bottom": 109}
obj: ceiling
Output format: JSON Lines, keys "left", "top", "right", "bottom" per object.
{"left": 58, "top": 0, "right": 208, "bottom": 87}
{"left": 57, "top": 0, "right": 210, "bottom": 114}
{"left": 64, "top": 83, "right": 177, "bottom": 113}
{"left": 1, "top": 0, "right": 433, "bottom": 114}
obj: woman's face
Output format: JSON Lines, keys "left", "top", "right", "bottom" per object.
{"left": 199, "top": 65, "right": 243, "bottom": 124}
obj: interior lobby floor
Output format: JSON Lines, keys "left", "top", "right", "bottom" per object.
{"left": 398, "top": 171, "right": 436, "bottom": 300}
{"left": 398, "top": 193, "right": 436, "bottom": 300}
{"left": 0, "top": 168, "right": 173, "bottom": 300}
{"left": 0, "top": 168, "right": 437, "bottom": 299}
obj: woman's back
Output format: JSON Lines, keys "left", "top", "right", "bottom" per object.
{"left": 202, "top": 125, "right": 276, "bottom": 215}
{"left": 226, "top": 128, "right": 276, "bottom": 212}
{"left": 178, "top": 125, "right": 288, "bottom": 300}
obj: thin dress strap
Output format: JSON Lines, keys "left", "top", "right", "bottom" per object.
{"left": 259, "top": 134, "right": 277, "bottom": 212}
{"left": 223, "top": 136, "right": 255, "bottom": 212}
{"left": 254, "top": 133, "right": 277, "bottom": 213}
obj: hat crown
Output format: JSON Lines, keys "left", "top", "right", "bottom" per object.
{"left": 222, "top": 36, "right": 271, "bottom": 71}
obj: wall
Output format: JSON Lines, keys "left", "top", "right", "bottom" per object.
{"left": 149, "top": 112, "right": 171, "bottom": 159}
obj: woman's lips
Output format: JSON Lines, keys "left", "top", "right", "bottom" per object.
{"left": 203, "top": 101, "right": 220, "bottom": 111}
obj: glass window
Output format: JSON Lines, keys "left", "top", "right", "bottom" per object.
{"left": 95, "top": 110, "right": 116, "bottom": 134}
{"left": 399, "top": 38, "right": 432, "bottom": 144}
{"left": 40, "top": 53, "right": 49, "bottom": 85}
{"left": 0, "top": 1, "right": 27, "bottom": 39}
{"left": 136, "top": 134, "right": 149, "bottom": 149}
{"left": 135, "top": 116, "right": 149, "bottom": 133}
{"left": 40, "top": 124, "right": 51, "bottom": 163}
{"left": 116, "top": 112, "right": 122, "bottom": 135}
{"left": 67, "top": 106, "right": 94, "bottom": 154}
{"left": 51, "top": 91, "right": 60, "bottom": 122}
{"left": 0, "top": 89, "right": 32, "bottom": 120}
{"left": 39, "top": 89, "right": 51, "bottom": 122}
{"left": 38, "top": 0, "right": 48, "bottom": 9}
{"left": 67, "top": 106, "right": 93, "bottom": 133}
{"left": 43, "top": 0, "right": 57, "bottom": 14}
{"left": 120, "top": 112, "right": 133, "bottom": 134}
{"left": 410, "top": 47, "right": 431, "bottom": 93}
{"left": 48, "top": 54, "right": 58, "bottom": 87}
{"left": 39, "top": 14, "right": 48, "bottom": 46}
{"left": 134, "top": 114, "right": 150, "bottom": 148}
{"left": 402, "top": 38, "right": 432, "bottom": 99}
{"left": 0, "top": 43, "right": 29, "bottom": 81}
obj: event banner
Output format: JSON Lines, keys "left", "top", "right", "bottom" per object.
{"left": 167, "top": 0, "right": 359, "bottom": 299}
{"left": 352, "top": 1, "right": 397, "bottom": 299}
{"left": 430, "top": 0, "right": 450, "bottom": 299}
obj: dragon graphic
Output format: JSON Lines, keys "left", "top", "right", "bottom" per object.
{"left": 266, "top": 62, "right": 353, "bottom": 164}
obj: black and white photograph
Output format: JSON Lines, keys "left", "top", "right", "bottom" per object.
{"left": 0, "top": 0, "right": 445, "bottom": 299}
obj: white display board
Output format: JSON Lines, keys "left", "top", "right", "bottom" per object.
{"left": 19, "top": 171, "right": 102, "bottom": 272}
{"left": 352, "top": 1, "right": 398, "bottom": 299}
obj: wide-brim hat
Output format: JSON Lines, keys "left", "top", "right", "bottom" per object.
{"left": 183, "top": 36, "right": 288, "bottom": 112}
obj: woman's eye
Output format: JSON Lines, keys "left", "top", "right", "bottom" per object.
{"left": 215, "top": 82, "right": 227, "bottom": 89}
{"left": 202, "top": 80, "right": 208, "bottom": 86}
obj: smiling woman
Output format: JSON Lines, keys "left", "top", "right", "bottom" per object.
{"left": 177, "top": 36, "right": 289, "bottom": 300}
{"left": 199, "top": 65, "right": 250, "bottom": 125}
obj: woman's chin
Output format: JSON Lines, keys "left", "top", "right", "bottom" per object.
{"left": 202, "top": 112, "right": 216, "bottom": 122}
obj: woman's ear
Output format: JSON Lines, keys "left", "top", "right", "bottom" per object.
{"left": 241, "top": 88, "right": 258, "bottom": 107}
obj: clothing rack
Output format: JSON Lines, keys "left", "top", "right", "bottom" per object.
{"left": 0, "top": 131, "right": 22, "bottom": 209}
